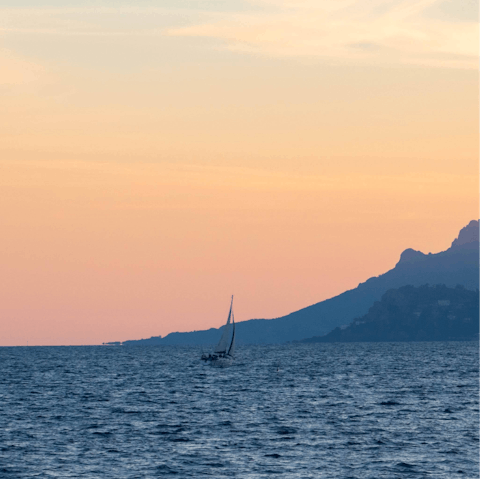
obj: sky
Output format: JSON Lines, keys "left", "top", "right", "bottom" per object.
{"left": 0, "top": 0, "right": 478, "bottom": 346}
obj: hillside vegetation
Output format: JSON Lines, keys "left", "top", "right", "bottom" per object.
{"left": 303, "top": 284, "right": 479, "bottom": 343}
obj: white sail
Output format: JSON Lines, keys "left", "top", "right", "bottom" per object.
{"left": 201, "top": 295, "right": 237, "bottom": 367}
{"left": 227, "top": 313, "right": 235, "bottom": 357}
{"left": 214, "top": 296, "right": 233, "bottom": 353}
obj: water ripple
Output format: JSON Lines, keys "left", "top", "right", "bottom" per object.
{"left": 0, "top": 342, "right": 478, "bottom": 478}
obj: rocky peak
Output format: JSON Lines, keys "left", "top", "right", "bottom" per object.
{"left": 396, "top": 248, "right": 426, "bottom": 266}
{"left": 451, "top": 220, "right": 479, "bottom": 248}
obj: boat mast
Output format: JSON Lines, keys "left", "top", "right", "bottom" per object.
{"left": 214, "top": 295, "right": 234, "bottom": 354}
{"left": 227, "top": 311, "right": 236, "bottom": 357}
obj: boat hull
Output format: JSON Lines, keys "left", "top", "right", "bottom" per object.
{"left": 201, "top": 296, "right": 236, "bottom": 367}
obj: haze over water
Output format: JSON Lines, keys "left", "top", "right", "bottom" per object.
{"left": 1, "top": 342, "right": 478, "bottom": 478}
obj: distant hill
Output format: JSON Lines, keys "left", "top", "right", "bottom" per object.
{"left": 117, "top": 220, "right": 479, "bottom": 346}
{"left": 301, "top": 284, "right": 479, "bottom": 343}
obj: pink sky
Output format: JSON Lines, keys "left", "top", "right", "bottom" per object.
{"left": 0, "top": 0, "right": 478, "bottom": 345}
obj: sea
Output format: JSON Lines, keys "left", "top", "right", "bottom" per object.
{"left": 0, "top": 342, "right": 478, "bottom": 478}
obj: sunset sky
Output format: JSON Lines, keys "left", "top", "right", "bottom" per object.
{"left": 1, "top": 0, "right": 478, "bottom": 346}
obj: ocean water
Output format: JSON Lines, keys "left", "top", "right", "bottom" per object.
{"left": 0, "top": 342, "right": 478, "bottom": 478}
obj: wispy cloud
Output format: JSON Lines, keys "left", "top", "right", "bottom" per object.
{"left": 165, "top": 0, "right": 478, "bottom": 69}
{"left": 0, "top": 6, "right": 216, "bottom": 37}
{"left": 0, "top": 1, "right": 476, "bottom": 71}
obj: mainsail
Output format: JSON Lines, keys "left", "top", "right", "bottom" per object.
{"left": 227, "top": 313, "right": 235, "bottom": 357}
{"left": 214, "top": 296, "right": 233, "bottom": 353}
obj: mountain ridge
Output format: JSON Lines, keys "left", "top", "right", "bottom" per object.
{"left": 114, "top": 220, "right": 479, "bottom": 346}
{"left": 301, "top": 284, "right": 479, "bottom": 343}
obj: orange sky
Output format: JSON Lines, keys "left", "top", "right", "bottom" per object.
{"left": 0, "top": 0, "right": 478, "bottom": 345}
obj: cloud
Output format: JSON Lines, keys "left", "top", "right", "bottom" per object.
{"left": 0, "top": 2, "right": 476, "bottom": 68}
{"left": 0, "top": 6, "right": 212, "bottom": 37}
{"left": 165, "top": 0, "right": 479, "bottom": 69}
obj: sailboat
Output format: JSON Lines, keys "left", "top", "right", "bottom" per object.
{"left": 201, "top": 296, "right": 236, "bottom": 367}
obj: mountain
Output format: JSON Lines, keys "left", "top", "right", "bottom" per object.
{"left": 118, "top": 220, "right": 479, "bottom": 346}
{"left": 301, "top": 284, "right": 479, "bottom": 343}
